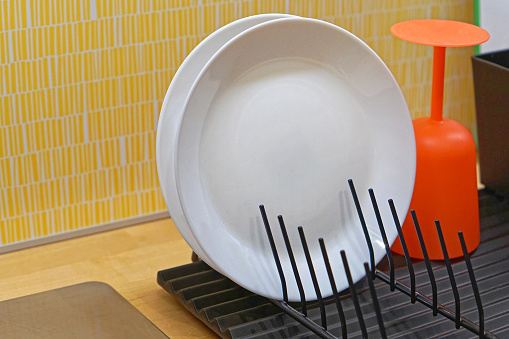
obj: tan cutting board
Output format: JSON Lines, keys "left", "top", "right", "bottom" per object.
{"left": 0, "top": 281, "right": 168, "bottom": 338}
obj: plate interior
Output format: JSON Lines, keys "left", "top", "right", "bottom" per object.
{"left": 176, "top": 17, "right": 415, "bottom": 301}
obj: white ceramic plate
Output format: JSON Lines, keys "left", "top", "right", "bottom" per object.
{"left": 156, "top": 14, "right": 293, "bottom": 269}
{"left": 176, "top": 17, "right": 416, "bottom": 301}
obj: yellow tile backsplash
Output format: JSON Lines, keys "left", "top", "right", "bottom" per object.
{"left": 0, "top": 0, "right": 477, "bottom": 248}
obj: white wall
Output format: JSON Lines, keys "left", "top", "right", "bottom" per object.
{"left": 479, "top": 0, "right": 509, "bottom": 53}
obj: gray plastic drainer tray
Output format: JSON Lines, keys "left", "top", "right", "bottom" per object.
{"left": 157, "top": 190, "right": 509, "bottom": 338}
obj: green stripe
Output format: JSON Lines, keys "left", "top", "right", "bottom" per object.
{"left": 474, "top": 0, "right": 480, "bottom": 54}
{"left": 473, "top": 0, "right": 481, "bottom": 148}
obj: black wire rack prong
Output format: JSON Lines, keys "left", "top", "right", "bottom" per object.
{"left": 341, "top": 250, "right": 368, "bottom": 338}
{"left": 368, "top": 188, "right": 395, "bottom": 291}
{"left": 258, "top": 199, "right": 497, "bottom": 339}
{"left": 269, "top": 300, "right": 337, "bottom": 339}
{"left": 298, "top": 226, "right": 327, "bottom": 330}
{"left": 348, "top": 179, "right": 376, "bottom": 279}
{"left": 259, "top": 205, "right": 288, "bottom": 303}
{"left": 364, "top": 262, "right": 387, "bottom": 339}
{"left": 435, "top": 220, "right": 461, "bottom": 329}
{"left": 410, "top": 209, "right": 438, "bottom": 315}
{"left": 458, "top": 231, "right": 485, "bottom": 339}
{"left": 388, "top": 199, "right": 416, "bottom": 303}
{"left": 278, "top": 215, "right": 307, "bottom": 315}
{"left": 319, "top": 238, "right": 347, "bottom": 339}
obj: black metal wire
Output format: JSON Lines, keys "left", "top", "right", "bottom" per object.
{"left": 348, "top": 179, "right": 376, "bottom": 279}
{"left": 411, "top": 209, "right": 438, "bottom": 315}
{"left": 374, "top": 269, "right": 496, "bottom": 338}
{"left": 257, "top": 182, "right": 495, "bottom": 339}
{"left": 351, "top": 191, "right": 493, "bottom": 337}
{"left": 269, "top": 300, "right": 337, "bottom": 339}
{"left": 369, "top": 188, "right": 395, "bottom": 291}
{"left": 388, "top": 199, "right": 416, "bottom": 303}
{"left": 278, "top": 215, "right": 307, "bottom": 315}
{"left": 341, "top": 250, "right": 368, "bottom": 338}
{"left": 435, "top": 220, "right": 461, "bottom": 329}
{"left": 364, "top": 262, "right": 387, "bottom": 339}
{"left": 259, "top": 205, "right": 288, "bottom": 302}
{"left": 298, "top": 226, "right": 326, "bottom": 330}
{"left": 319, "top": 238, "right": 347, "bottom": 339}
{"left": 458, "top": 231, "right": 485, "bottom": 339}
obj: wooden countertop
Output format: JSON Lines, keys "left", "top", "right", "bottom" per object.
{"left": 0, "top": 218, "right": 217, "bottom": 338}
{"left": 0, "top": 166, "right": 485, "bottom": 337}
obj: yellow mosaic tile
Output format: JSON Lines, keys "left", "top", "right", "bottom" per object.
{"left": 0, "top": 0, "right": 477, "bottom": 247}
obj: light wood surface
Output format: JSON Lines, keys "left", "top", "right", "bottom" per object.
{"left": 0, "top": 165, "right": 484, "bottom": 338}
{"left": 0, "top": 218, "right": 217, "bottom": 338}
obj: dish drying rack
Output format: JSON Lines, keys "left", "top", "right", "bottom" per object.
{"left": 157, "top": 181, "right": 509, "bottom": 338}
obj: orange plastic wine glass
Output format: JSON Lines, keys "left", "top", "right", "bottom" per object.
{"left": 390, "top": 20, "right": 489, "bottom": 259}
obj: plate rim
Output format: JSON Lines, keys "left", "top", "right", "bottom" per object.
{"left": 156, "top": 14, "right": 295, "bottom": 271}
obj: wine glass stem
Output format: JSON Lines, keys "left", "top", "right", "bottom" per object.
{"left": 430, "top": 46, "right": 446, "bottom": 122}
